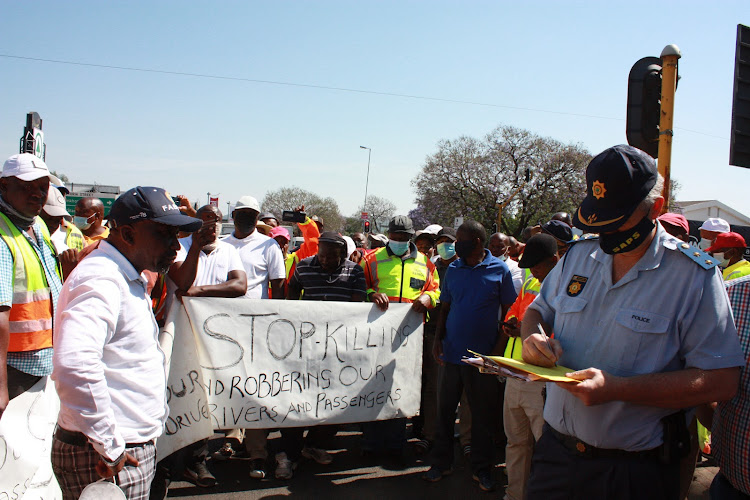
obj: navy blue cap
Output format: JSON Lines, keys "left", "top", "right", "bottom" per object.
{"left": 573, "top": 145, "right": 657, "bottom": 233}
{"left": 519, "top": 234, "right": 558, "bottom": 269}
{"left": 388, "top": 215, "right": 415, "bottom": 235}
{"left": 540, "top": 219, "right": 573, "bottom": 243}
{"left": 109, "top": 186, "right": 202, "bottom": 231}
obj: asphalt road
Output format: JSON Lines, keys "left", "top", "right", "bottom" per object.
{"left": 162, "top": 427, "right": 718, "bottom": 500}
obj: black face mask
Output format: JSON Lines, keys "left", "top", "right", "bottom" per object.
{"left": 455, "top": 240, "right": 476, "bottom": 260}
{"left": 599, "top": 216, "right": 655, "bottom": 255}
{"left": 234, "top": 211, "right": 258, "bottom": 233}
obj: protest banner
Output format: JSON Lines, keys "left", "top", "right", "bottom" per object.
{"left": 157, "top": 298, "right": 423, "bottom": 458}
{"left": 0, "top": 377, "right": 61, "bottom": 499}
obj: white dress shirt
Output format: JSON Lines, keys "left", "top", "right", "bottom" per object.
{"left": 52, "top": 241, "right": 168, "bottom": 461}
{"left": 221, "top": 230, "right": 285, "bottom": 298}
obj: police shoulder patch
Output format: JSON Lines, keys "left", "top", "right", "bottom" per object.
{"left": 566, "top": 275, "right": 588, "bottom": 297}
{"left": 674, "top": 242, "right": 719, "bottom": 270}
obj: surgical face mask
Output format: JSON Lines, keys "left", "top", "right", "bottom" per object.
{"left": 713, "top": 252, "right": 730, "bottom": 268}
{"left": 699, "top": 238, "right": 713, "bottom": 250}
{"left": 599, "top": 216, "right": 655, "bottom": 255}
{"left": 73, "top": 213, "right": 95, "bottom": 230}
{"left": 436, "top": 242, "right": 456, "bottom": 260}
{"left": 388, "top": 240, "right": 409, "bottom": 256}
{"left": 499, "top": 253, "right": 508, "bottom": 262}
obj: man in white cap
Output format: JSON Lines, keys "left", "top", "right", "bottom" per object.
{"left": 0, "top": 153, "right": 62, "bottom": 420}
{"left": 698, "top": 217, "right": 730, "bottom": 250}
{"left": 39, "top": 186, "right": 82, "bottom": 279}
{"left": 218, "top": 195, "right": 285, "bottom": 479}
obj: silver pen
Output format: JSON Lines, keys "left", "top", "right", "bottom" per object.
{"left": 537, "top": 323, "right": 556, "bottom": 366}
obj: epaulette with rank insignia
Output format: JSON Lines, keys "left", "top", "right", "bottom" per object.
{"left": 675, "top": 242, "right": 719, "bottom": 270}
{"left": 566, "top": 234, "right": 599, "bottom": 245}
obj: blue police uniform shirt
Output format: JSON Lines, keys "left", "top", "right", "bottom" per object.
{"left": 529, "top": 222, "right": 744, "bottom": 452}
{"left": 440, "top": 249, "right": 517, "bottom": 365}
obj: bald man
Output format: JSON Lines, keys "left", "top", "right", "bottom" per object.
{"left": 74, "top": 197, "right": 109, "bottom": 245}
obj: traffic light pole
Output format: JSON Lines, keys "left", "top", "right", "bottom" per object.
{"left": 657, "top": 44, "right": 681, "bottom": 211}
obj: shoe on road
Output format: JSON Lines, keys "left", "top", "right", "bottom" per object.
{"left": 301, "top": 446, "right": 333, "bottom": 465}
{"left": 472, "top": 469, "right": 496, "bottom": 492}
{"left": 422, "top": 466, "right": 452, "bottom": 482}
{"left": 249, "top": 458, "right": 268, "bottom": 479}
{"left": 183, "top": 461, "right": 217, "bottom": 488}
{"left": 275, "top": 452, "right": 296, "bottom": 480}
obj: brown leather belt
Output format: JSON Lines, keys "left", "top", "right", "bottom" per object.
{"left": 54, "top": 426, "right": 153, "bottom": 449}
{"left": 547, "top": 424, "right": 661, "bottom": 460}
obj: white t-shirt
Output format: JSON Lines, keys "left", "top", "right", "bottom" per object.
{"left": 221, "top": 230, "right": 285, "bottom": 299}
{"left": 504, "top": 257, "right": 525, "bottom": 294}
{"left": 176, "top": 236, "right": 245, "bottom": 287}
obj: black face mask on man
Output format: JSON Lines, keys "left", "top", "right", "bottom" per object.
{"left": 599, "top": 216, "right": 655, "bottom": 255}
{"left": 234, "top": 211, "right": 258, "bottom": 233}
{"left": 455, "top": 240, "right": 477, "bottom": 260}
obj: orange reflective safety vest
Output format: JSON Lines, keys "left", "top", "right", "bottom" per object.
{"left": 285, "top": 217, "right": 320, "bottom": 282}
{"left": 503, "top": 274, "right": 541, "bottom": 360}
{"left": 0, "top": 213, "right": 60, "bottom": 352}
{"left": 360, "top": 244, "right": 440, "bottom": 306}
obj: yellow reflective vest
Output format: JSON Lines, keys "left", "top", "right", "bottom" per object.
{"left": 63, "top": 220, "right": 85, "bottom": 251}
{"left": 360, "top": 245, "right": 440, "bottom": 306}
{"left": 0, "top": 213, "right": 60, "bottom": 352}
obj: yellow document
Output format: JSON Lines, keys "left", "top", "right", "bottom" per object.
{"left": 467, "top": 351, "right": 580, "bottom": 384}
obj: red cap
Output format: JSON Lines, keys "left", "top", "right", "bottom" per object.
{"left": 706, "top": 232, "right": 746, "bottom": 253}
{"left": 657, "top": 213, "right": 689, "bottom": 233}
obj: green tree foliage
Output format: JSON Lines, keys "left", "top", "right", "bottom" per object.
{"left": 411, "top": 125, "right": 591, "bottom": 236}
{"left": 261, "top": 186, "right": 344, "bottom": 232}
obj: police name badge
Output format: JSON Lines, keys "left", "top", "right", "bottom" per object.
{"left": 567, "top": 275, "right": 588, "bottom": 297}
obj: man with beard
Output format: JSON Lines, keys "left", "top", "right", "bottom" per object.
{"left": 51, "top": 186, "right": 201, "bottom": 500}
{"left": 522, "top": 145, "right": 744, "bottom": 500}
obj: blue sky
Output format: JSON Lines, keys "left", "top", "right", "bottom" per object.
{"left": 1, "top": 1, "right": 748, "bottom": 220}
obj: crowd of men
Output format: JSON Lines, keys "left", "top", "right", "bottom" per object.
{"left": 0, "top": 144, "right": 748, "bottom": 500}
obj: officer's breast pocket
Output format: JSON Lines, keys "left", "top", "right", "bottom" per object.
{"left": 612, "top": 308, "right": 671, "bottom": 374}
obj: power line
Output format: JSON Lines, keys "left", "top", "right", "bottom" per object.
{"left": 0, "top": 53, "right": 729, "bottom": 140}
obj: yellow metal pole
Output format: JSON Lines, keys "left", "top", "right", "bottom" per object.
{"left": 657, "top": 44, "right": 681, "bottom": 211}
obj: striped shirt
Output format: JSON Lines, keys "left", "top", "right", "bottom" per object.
{"left": 0, "top": 219, "right": 62, "bottom": 376}
{"left": 289, "top": 256, "right": 366, "bottom": 302}
{"left": 714, "top": 275, "right": 750, "bottom": 495}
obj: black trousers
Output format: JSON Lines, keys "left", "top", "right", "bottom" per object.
{"left": 527, "top": 426, "right": 680, "bottom": 500}
{"left": 7, "top": 365, "right": 42, "bottom": 399}
{"left": 278, "top": 425, "right": 338, "bottom": 461}
{"left": 431, "top": 362, "right": 499, "bottom": 473}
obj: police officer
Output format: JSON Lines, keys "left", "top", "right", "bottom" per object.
{"left": 520, "top": 145, "right": 744, "bottom": 499}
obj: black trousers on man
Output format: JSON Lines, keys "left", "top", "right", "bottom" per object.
{"left": 527, "top": 425, "right": 680, "bottom": 500}
{"left": 431, "top": 362, "right": 499, "bottom": 473}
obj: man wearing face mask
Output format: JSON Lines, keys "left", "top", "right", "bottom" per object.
{"left": 521, "top": 145, "right": 744, "bottom": 500}
{"left": 425, "top": 220, "right": 517, "bottom": 491}
{"left": 219, "top": 195, "right": 285, "bottom": 479}
{"left": 360, "top": 215, "right": 440, "bottom": 460}
{"left": 490, "top": 232, "right": 526, "bottom": 294}
{"left": 705, "top": 232, "right": 750, "bottom": 281}
{"left": 413, "top": 227, "right": 458, "bottom": 455}
{"left": 74, "top": 197, "right": 109, "bottom": 245}
{"left": 698, "top": 217, "right": 730, "bottom": 251}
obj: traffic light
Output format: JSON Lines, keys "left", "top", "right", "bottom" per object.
{"left": 730, "top": 24, "right": 750, "bottom": 168}
{"left": 363, "top": 220, "right": 371, "bottom": 233}
{"left": 626, "top": 57, "right": 663, "bottom": 158}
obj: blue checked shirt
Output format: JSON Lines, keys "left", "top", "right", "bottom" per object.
{"left": 713, "top": 275, "right": 750, "bottom": 495}
{"left": 1, "top": 219, "right": 62, "bottom": 376}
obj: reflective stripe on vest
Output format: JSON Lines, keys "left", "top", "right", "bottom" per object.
{"left": 503, "top": 276, "right": 541, "bottom": 360}
{"left": 361, "top": 247, "right": 436, "bottom": 303}
{"left": 0, "top": 213, "right": 55, "bottom": 352}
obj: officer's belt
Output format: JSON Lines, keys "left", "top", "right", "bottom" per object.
{"left": 547, "top": 424, "right": 660, "bottom": 460}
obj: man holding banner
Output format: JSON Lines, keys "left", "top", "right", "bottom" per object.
{"left": 360, "top": 215, "right": 439, "bottom": 460}
{"left": 51, "top": 187, "right": 201, "bottom": 500}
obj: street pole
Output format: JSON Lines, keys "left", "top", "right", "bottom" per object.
{"left": 658, "top": 44, "right": 681, "bottom": 211}
{"left": 360, "top": 145, "right": 371, "bottom": 215}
